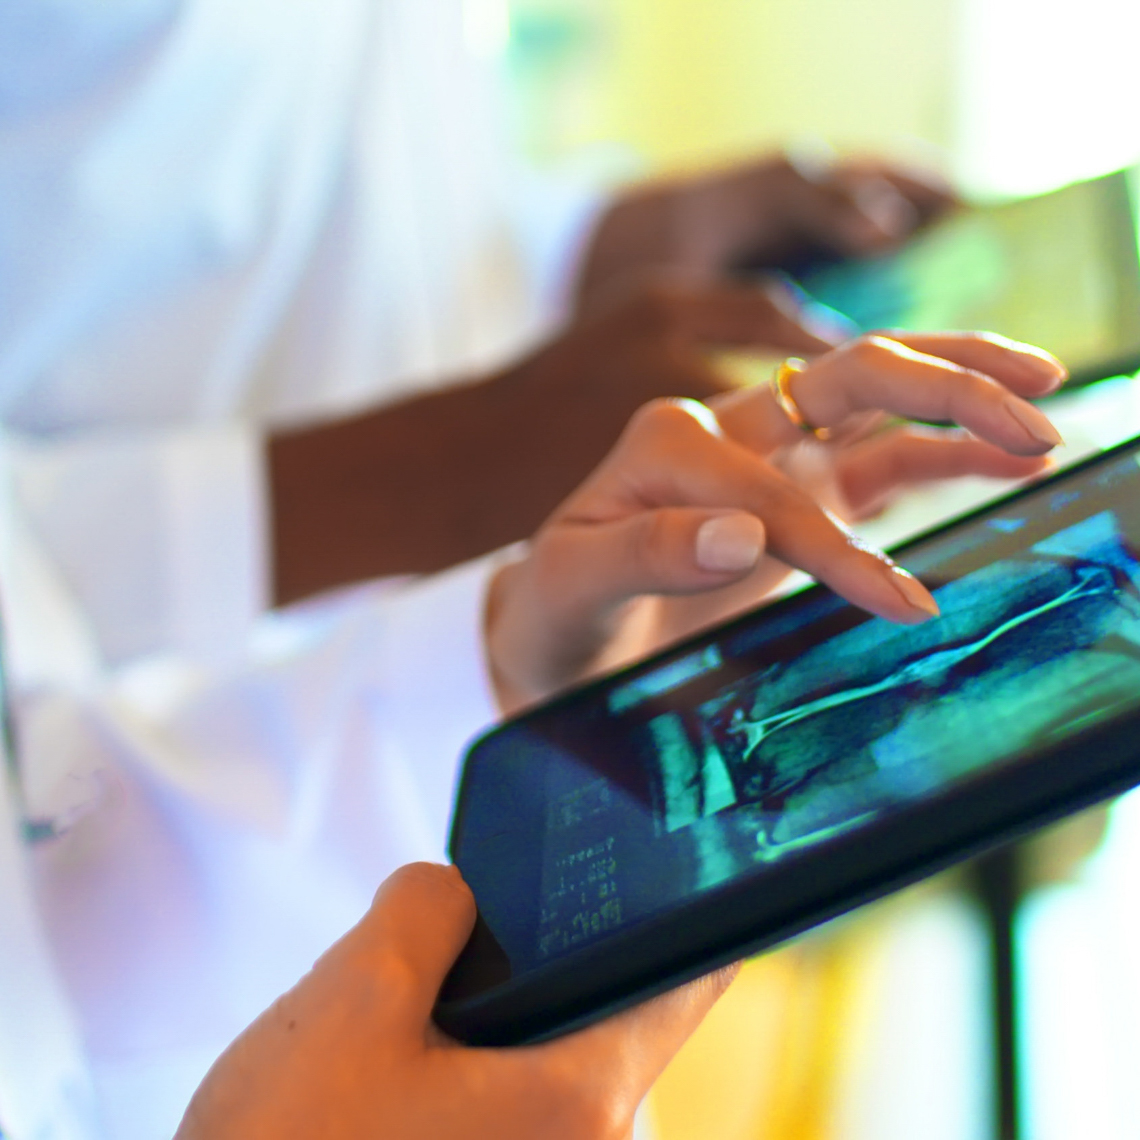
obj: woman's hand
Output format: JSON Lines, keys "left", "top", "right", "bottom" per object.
{"left": 487, "top": 332, "right": 1065, "bottom": 714}
{"left": 176, "top": 863, "right": 735, "bottom": 1140}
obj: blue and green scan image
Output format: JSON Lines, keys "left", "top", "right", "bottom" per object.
{"left": 643, "top": 511, "right": 1140, "bottom": 894}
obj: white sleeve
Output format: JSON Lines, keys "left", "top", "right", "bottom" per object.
{"left": 21, "top": 551, "right": 501, "bottom": 868}
{"left": 6, "top": 424, "right": 268, "bottom": 668}
{"left": 4, "top": 412, "right": 502, "bottom": 879}
{"left": 16, "top": 553, "right": 502, "bottom": 1136}
{"left": 371, "top": 556, "right": 503, "bottom": 852}
{"left": 508, "top": 168, "right": 610, "bottom": 326}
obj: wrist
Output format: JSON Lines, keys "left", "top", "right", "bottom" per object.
{"left": 483, "top": 547, "right": 668, "bottom": 719}
{"left": 484, "top": 557, "right": 532, "bottom": 717}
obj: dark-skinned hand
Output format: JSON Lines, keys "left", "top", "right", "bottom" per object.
{"left": 269, "top": 276, "right": 838, "bottom": 602}
{"left": 576, "top": 154, "right": 956, "bottom": 314}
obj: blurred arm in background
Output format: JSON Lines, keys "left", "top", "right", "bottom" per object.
{"left": 269, "top": 156, "right": 955, "bottom": 602}
{"left": 575, "top": 155, "right": 956, "bottom": 312}
{"left": 0, "top": 2, "right": 954, "bottom": 651}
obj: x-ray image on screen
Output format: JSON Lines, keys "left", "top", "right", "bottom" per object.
{"left": 643, "top": 510, "right": 1140, "bottom": 893}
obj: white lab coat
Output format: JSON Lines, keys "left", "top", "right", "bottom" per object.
{"left": 0, "top": 1, "right": 592, "bottom": 1136}
{"left": 0, "top": 0, "right": 595, "bottom": 666}
{"left": 5, "top": 529, "right": 500, "bottom": 1140}
{"left": 0, "top": 515, "right": 501, "bottom": 1139}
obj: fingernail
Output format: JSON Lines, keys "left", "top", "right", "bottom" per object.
{"left": 886, "top": 565, "right": 940, "bottom": 618}
{"left": 1003, "top": 397, "right": 1064, "bottom": 449}
{"left": 983, "top": 334, "right": 1068, "bottom": 389}
{"left": 696, "top": 515, "right": 764, "bottom": 573}
{"left": 1017, "top": 349, "right": 1067, "bottom": 388}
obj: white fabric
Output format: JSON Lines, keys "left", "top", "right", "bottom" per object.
{"left": 7, "top": 426, "right": 266, "bottom": 668}
{"left": 15, "top": 535, "right": 500, "bottom": 1140}
{"left": 0, "top": 758, "right": 99, "bottom": 1140}
{"left": 0, "top": 0, "right": 536, "bottom": 435}
{"left": 0, "top": 1, "right": 582, "bottom": 1136}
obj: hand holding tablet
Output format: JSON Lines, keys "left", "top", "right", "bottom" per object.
{"left": 439, "top": 329, "right": 1140, "bottom": 1047}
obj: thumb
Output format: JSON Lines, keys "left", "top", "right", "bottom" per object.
{"left": 352, "top": 862, "right": 477, "bottom": 1032}
{"left": 559, "top": 507, "right": 768, "bottom": 602}
{"left": 496, "top": 508, "right": 765, "bottom": 699}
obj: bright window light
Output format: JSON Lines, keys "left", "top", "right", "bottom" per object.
{"left": 957, "top": 0, "right": 1140, "bottom": 196}
{"left": 463, "top": 0, "right": 511, "bottom": 59}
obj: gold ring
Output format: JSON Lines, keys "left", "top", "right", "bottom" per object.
{"left": 770, "top": 357, "right": 833, "bottom": 441}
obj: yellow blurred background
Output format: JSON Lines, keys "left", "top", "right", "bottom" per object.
{"left": 488, "top": 0, "right": 1140, "bottom": 193}
{"left": 502, "top": 0, "right": 954, "bottom": 174}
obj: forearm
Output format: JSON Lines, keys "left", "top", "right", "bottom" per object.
{"left": 268, "top": 260, "right": 829, "bottom": 606}
{"left": 267, "top": 358, "right": 654, "bottom": 605}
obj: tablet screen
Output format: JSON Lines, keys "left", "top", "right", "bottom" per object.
{"left": 459, "top": 442, "right": 1140, "bottom": 971}
{"left": 794, "top": 169, "right": 1140, "bottom": 385}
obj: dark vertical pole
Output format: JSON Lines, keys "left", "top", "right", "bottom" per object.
{"left": 971, "top": 844, "right": 1023, "bottom": 1140}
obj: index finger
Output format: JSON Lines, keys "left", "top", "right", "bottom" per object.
{"left": 709, "top": 447, "right": 941, "bottom": 622}
{"left": 600, "top": 404, "right": 941, "bottom": 624}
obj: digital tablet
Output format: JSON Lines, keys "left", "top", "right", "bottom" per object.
{"left": 436, "top": 434, "right": 1140, "bottom": 1046}
{"left": 792, "top": 168, "right": 1140, "bottom": 388}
